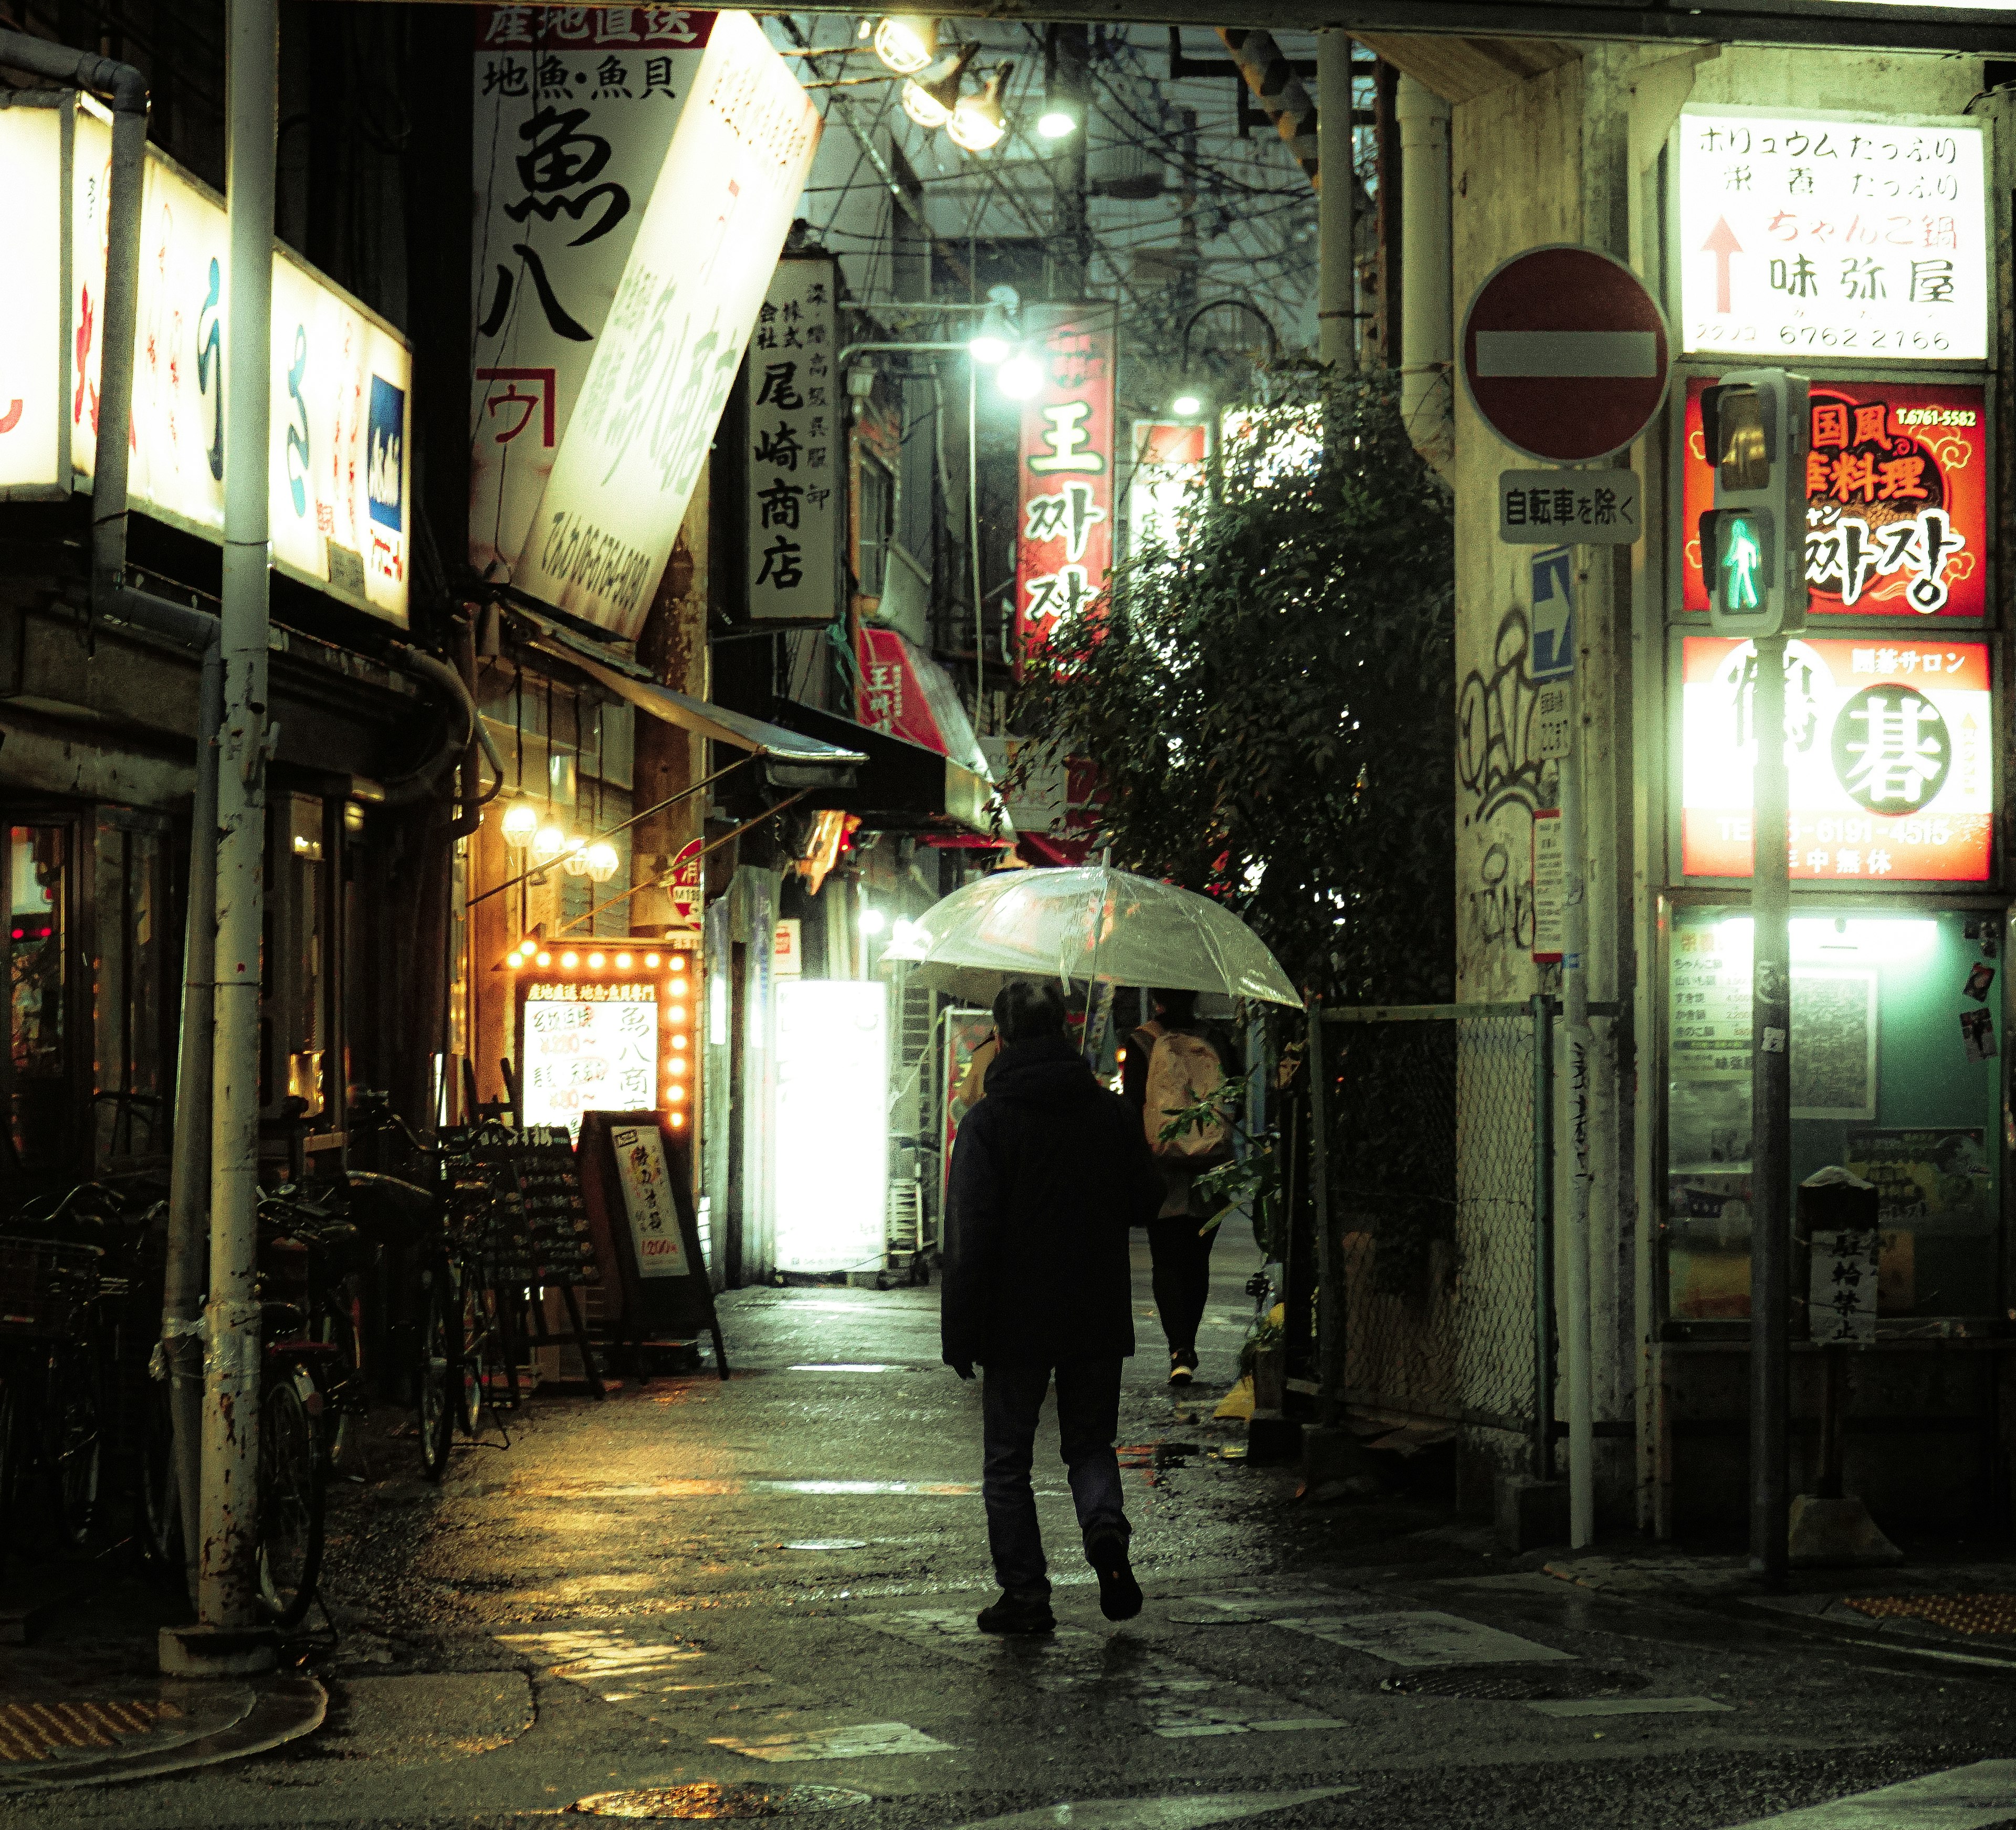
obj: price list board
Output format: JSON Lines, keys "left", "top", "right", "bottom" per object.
{"left": 1671, "top": 925, "right": 1752, "bottom": 1083}
{"left": 440, "top": 1123, "right": 533, "bottom": 1286}
{"left": 510, "top": 1126, "right": 599, "bottom": 1289}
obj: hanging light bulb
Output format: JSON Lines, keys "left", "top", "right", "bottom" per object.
{"left": 501, "top": 798, "right": 539, "bottom": 850}
{"left": 584, "top": 838, "right": 621, "bottom": 885}
{"left": 902, "top": 43, "right": 975, "bottom": 131}
{"left": 948, "top": 64, "right": 1010, "bottom": 153}
{"left": 531, "top": 822, "right": 567, "bottom": 867}
{"left": 873, "top": 14, "right": 936, "bottom": 75}
{"left": 968, "top": 284, "right": 1021, "bottom": 364}
{"left": 996, "top": 350, "right": 1045, "bottom": 401}
{"left": 561, "top": 834, "right": 592, "bottom": 876}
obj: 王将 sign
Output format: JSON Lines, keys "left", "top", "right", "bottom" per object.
{"left": 745, "top": 256, "right": 839, "bottom": 624}
{"left": 1679, "top": 634, "right": 1992, "bottom": 881}
{"left": 1015, "top": 303, "right": 1118, "bottom": 666}
{"left": 468, "top": 6, "right": 716, "bottom": 583}
{"left": 1679, "top": 377, "right": 1986, "bottom": 620}
{"left": 514, "top": 12, "right": 822, "bottom": 639}
{"left": 1676, "top": 106, "right": 1989, "bottom": 363}
{"left": 1498, "top": 468, "right": 1640, "bottom": 545}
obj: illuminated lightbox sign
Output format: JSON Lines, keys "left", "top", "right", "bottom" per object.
{"left": 513, "top": 943, "right": 696, "bottom": 1140}
{"left": 1676, "top": 106, "right": 1989, "bottom": 362}
{"left": 1679, "top": 634, "right": 1991, "bottom": 882}
{"left": 1680, "top": 378, "right": 1986, "bottom": 619}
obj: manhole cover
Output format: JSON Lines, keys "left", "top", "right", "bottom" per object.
{"left": 572, "top": 1784, "right": 872, "bottom": 1819}
{"left": 1381, "top": 1665, "right": 1648, "bottom": 1702}
{"left": 1842, "top": 1593, "right": 2016, "bottom": 1636}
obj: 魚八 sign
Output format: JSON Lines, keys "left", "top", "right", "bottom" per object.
{"left": 1529, "top": 548, "right": 1576, "bottom": 683}
{"left": 469, "top": 6, "right": 715, "bottom": 583}
{"left": 52, "top": 100, "right": 415, "bottom": 622}
{"left": 520, "top": 979, "right": 660, "bottom": 1135}
{"left": 0, "top": 106, "right": 65, "bottom": 495}
{"left": 515, "top": 12, "right": 821, "bottom": 639}
{"left": 1499, "top": 468, "right": 1640, "bottom": 545}
{"left": 1679, "top": 377, "right": 1986, "bottom": 620}
{"left": 1460, "top": 245, "right": 1671, "bottom": 464}
{"left": 1679, "top": 634, "right": 1991, "bottom": 882}
{"left": 1015, "top": 302, "right": 1118, "bottom": 666}
{"left": 1676, "top": 106, "right": 1989, "bottom": 363}
{"left": 745, "top": 256, "right": 839, "bottom": 624}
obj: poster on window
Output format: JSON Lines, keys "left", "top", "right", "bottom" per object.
{"left": 744, "top": 257, "right": 838, "bottom": 623}
{"left": 1678, "top": 378, "right": 1986, "bottom": 620}
{"left": 469, "top": 6, "right": 715, "bottom": 583}
{"left": 1679, "top": 634, "right": 1992, "bottom": 882}
{"left": 1014, "top": 303, "right": 1117, "bottom": 670}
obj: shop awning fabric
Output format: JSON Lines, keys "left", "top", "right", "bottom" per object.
{"left": 768, "top": 698, "right": 1006, "bottom": 840}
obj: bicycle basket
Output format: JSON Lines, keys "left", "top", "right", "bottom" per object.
{"left": 0, "top": 1237, "right": 104, "bottom": 1339}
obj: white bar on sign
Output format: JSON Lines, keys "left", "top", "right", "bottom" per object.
{"left": 1475, "top": 331, "right": 1658, "bottom": 377}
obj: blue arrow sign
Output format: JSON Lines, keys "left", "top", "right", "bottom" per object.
{"left": 1529, "top": 546, "right": 1575, "bottom": 683}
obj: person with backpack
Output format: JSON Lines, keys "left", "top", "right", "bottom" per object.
{"left": 1122, "top": 987, "right": 1236, "bottom": 1386}
{"left": 942, "top": 978, "right": 1162, "bottom": 1636}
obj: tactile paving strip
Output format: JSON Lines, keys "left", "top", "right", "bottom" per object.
{"left": 1840, "top": 1592, "right": 2016, "bottom": 1636}
{"left": 0, "top": 1699, "right": 185, "bottom": 1762}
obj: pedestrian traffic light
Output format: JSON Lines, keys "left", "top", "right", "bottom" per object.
{"left": 1699, "top": 367, "right": 1809, "bottom": 636}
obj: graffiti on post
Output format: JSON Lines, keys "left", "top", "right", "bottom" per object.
{"left": 1456, "top": 606, "right": 1544, "bottom": 824}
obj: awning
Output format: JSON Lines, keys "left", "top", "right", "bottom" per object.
{"left": 767, "top": 698, "right": 1006, "bottom": 840}
{"left": 551, "top": 648, "right": 866, "bottom": 783}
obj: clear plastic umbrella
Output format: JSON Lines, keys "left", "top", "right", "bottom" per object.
{"left": 881, "top": 865, "right": 1302, "bottom": 1008}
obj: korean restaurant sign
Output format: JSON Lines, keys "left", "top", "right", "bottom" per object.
{"left": 1014, "top": 302, "right": 1118, "bottom": 666}
{"left": 514, "top": 12, "right": 821, "bottom": 641}
{"left": 468, "top": 6, "right": 715, "bottom": 583}
{"left": 745, "top": 256, "right": 839, "bottom": 623}
{"left": 1675, "top": 106, "right": 1989, "bottom": 362}
{"left": 1679, "top": 634, "right": 1991, "bottom": 883}
{"left": 0, "top": 98, "right": 415, "bottom": 622}
{"left": 1679, "top": 377, "right": 1985, "bottom": 620}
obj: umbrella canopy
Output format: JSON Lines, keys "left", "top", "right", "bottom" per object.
{"left": 881, "top": 866, "right": 1302, "bottom": 1008}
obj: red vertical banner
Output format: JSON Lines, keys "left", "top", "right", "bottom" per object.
{"left": 1013, "top": 303, "right": 1118, "bottom": 674}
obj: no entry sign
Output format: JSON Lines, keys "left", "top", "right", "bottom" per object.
{"left": 1461, "top": 245, "right": 1672, "bottom": 465}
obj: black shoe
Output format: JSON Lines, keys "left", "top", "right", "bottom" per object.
{"left": 1086, "top": 1531, "right": 1143, "bottom": 1622}
{"left": 976, "top": 1592, "right": 1056, "bottom": 1636}
{"left": 1168, "top": 1349, "right": 1198, "bottom": 1385}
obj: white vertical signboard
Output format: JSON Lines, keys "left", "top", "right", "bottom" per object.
{"left": 0, "top": 104, "right": 67, "bottom": 496}
{"left": 772, "top": 979, "right": 886, "bottom": 1275}
{"left": 745, "top": 256, "right": 839, "bottom": 623}
{"left": 611, "top": 1120, "right": 690, "bottom": 1278}
{"left": 1676, "top": 105, "right": 1988, "bottom": 362}
{"left": 468, "top": 6, "right": 715, "bottom": 581}
{"left": 516, "top": 12, "right": 822, "bottom": 640}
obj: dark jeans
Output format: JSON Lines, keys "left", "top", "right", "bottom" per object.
{"left": 1148, "top": 1213, "right": 1219, "bottom": 1354}
{"left": 980, "top": 1357, "right": 1128, "bottom": 1600}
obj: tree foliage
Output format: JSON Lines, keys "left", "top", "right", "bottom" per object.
{"left": 1015, "top": 372, "right": 1456, "bottom": 1004}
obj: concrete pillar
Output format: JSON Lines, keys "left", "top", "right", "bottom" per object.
{"left": 1395, "top": 76, "right": 1452, "bottom": 467}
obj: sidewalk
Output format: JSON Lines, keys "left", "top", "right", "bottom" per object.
{"left": 1539, "top": 1545, "right": 2016, "bottom": 1667}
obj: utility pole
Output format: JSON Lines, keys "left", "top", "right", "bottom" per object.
{"left": 1047, "top": 24, "right": 1090, "bottom": 301}
{"left": 195, "top": 0, "right": 278, "bottom": 1660}
{"left": 1316, "top": 29, "right": 1356, "bottom": 454}
{"left": 1175, "top": 104, "right": 1200, "bottom": 328}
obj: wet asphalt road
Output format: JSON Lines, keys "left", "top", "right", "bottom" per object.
{"left": 7, "top": 1243, "right": 2016, "bottom": 1829}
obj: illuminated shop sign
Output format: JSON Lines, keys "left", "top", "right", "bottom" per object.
{"left": 1679, "top": 634, "right": 1991, "bottom": 883}
{"left": 1675, "top": 106, "right": 1988, "bottom": 363}
{"left": 1680, "top": 378, "right": 1986, "bottom": 620}
{"left": 511, "top": 940, "right": 696, "bottom": 1139}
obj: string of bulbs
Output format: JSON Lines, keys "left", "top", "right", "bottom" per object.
{"left": 865, "top": 15, "right": 1049, "bottom": 154}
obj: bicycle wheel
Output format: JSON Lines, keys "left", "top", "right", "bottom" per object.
{"left": 316, "top": 1295, "right": 366, "bottom": 1475}
{"left": 417, "top": 1260, "right": 458, "bottom": 1481}
{"left": 256, "top": 1366, "right": 326, "bottom": 1627}
{"left": 43, "top": 1343, "right": 101, "bottom": 1549}
{"left": 458, "top": 1270, "right": 494, "bottom": 1435}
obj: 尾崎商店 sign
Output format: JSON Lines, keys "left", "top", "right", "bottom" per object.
{"left": 1680, "top": 378, "right": 1986, "bottom": 620}
{"left": 1676, "top": 106, "right": 1989, "bottom": 362}
{"left": 744, "top": 257, "right": 839, "bottom": 624}
{"left": 1014, "top": 303, "right": 1117, "bottom": 666}
{"left": 1679, "top": 634, "right": 1991, "bottom": 882}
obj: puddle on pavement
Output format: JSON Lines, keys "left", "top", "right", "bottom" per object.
{"left": 571, "top": 1781, "right": 873, "bottom": 1817}
{"left": 784, "top": 1541, "right": 869, "bottom": 1552}
{"left": 710, "top": 1720, "right": 955, "bottom": 1762}
{"left": 787, "top": 1364, "right": 901, "bottom": 1373}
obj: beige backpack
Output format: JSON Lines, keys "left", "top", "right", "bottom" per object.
{"left": 1135, "top": 1022, "right": 1231, "bottom": 1162}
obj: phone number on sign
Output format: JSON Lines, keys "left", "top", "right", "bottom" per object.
{"left": 1689, "top": 322, "right": 1954, "bottom": 354}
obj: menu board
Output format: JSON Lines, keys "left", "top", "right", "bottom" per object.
{"left": 521, "top": 982, "right": 659, "bottom": 1138}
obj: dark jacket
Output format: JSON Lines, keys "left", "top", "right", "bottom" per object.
{"left": 942, "top": 1033, "right": 1162, "bottom": 1369}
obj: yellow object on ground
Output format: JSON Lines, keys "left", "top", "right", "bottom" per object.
{"left": 1214, "top": 1374, "right": 1256, "bottom": 1421}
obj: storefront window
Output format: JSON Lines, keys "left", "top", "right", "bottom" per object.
{"left": 1666, "top": 903, "right": 2002, "bottom": 1324}
{"left": 92, "top": 816, "right": 169, "bottom": 1166}
{"left": 8, "top": 825, "right": 70, "bottom": 1180}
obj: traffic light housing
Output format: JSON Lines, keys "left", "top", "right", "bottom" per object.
{"left": 1699, "top": 368, "right": 1809, "bottom": 636}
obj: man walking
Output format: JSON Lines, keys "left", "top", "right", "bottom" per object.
{"left": 943, "top": 978, "right": 1162, "bottom": 1636}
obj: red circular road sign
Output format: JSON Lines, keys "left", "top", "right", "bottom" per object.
{"left": 1460, "top": 245, "right": 1671, "bottom": 465}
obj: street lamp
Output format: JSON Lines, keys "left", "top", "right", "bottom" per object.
{"left": 996, "top": 351, "right": 1045, "bottom": 401}
{"left": 902, "top": 44, "right": 975, "bottom": 131}
{"left": 583, "top": 838, "right": 621, "bottom": 884}
{"left": 500, "top": 798, "right": 538, "bottom": 851}
{"left": 948, "top": 65, "right": 1011, "bottom": 152}
{"left": 1037, "top": 101, "right": 1078, "bottom": 140}
{"left": 1172, "top": 297, "right": 1280, "bottom": 418}
{"left": 1171, "top": 389, "right": 1205, "bottom": 418}
{"left": 873, "top": 15, "right": 936, "bottom": 75}
{"left": 967, "top": 285, "right": 1020, "bottom": 364}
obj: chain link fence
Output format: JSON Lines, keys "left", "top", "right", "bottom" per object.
{"left": 1316, "top": 1004, "right": 1547, "bottom": 1471}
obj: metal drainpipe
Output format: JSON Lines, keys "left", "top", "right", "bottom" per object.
{"left": 1395, "top": 76, "right": 1453, "bottom": 469}
{"left": 199, "top": 0, "right": 278, "bottom": 1651}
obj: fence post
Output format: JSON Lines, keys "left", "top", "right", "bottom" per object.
{"left": 1531, "top": 993, "right": 1556, "bottom": 1482}
{"left": 1307, "top": 994, "right": 1337, "bottom": 1426}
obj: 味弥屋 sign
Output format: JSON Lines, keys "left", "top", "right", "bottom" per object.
{"left": 1680, "top": 377, "right": 1986, "bottom": 620}
{"left": 1679, "top": 634, "right": 1991, "bottom": 882}
{"left": 1015, "top": 303, "right": 1118, "bottom": 666}
{"left": 1676, "top": 106, "right": 1989, "bottom": 363}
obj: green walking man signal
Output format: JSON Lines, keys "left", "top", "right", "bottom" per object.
{"left": 1698, "top": 367, "right": 1810, "bottom": 636}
